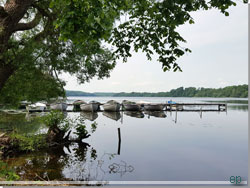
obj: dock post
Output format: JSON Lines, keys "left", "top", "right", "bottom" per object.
{"left": 175, "top": 109, "right": 177, "bottom": 123}
{"left": 117, "top": 128, "right": 121, "bottom": 155}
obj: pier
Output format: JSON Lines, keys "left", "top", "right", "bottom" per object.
{"left": 14, "top": 103, "right": 227, "bottom": 113}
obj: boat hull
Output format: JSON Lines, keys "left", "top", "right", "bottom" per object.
{"left": 80, "top": 103, "right": 99, "bottom": 112}
{"left": 103, "top": 103, "right": 121, "bottom": 112}
{"left": 50, "top": 103, "right": 68, "bottom": 111}
{"left": 123, "top": 104, "right": 140, "bottom": 111}
{"left": 144, "top": 104, "right": 165, "bottom": 111}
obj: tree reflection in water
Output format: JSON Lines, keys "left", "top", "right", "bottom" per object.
{"left": 3, "top": 141, "right": 134, "bottom": 182}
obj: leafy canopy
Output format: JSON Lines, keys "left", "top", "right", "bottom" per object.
{"left": 0, "top": 0, "right": 247, "bottom": 104}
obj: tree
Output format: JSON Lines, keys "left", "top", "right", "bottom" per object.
{"left": 0, "top": 0, "right": 247, "bottom": 103}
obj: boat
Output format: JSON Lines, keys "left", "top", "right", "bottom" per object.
{"left": 80, "top": 112, "right": 98, "bottom": 121}
{"left": 103, "top": 100, "right": 121, "bottom": 112}
{"left": 136, "top": 101, "right": 150, "bottom": 108}
{"left": 50, "top": 102, "right": 68, "bottom": 111}
{"left": 143, "top": 103, "right": 165, "bottom": 111}
{"left": 18, "top": 101, "right": 31, "bottom": 109}
{"left": 122, "top": 100, "right": 140, "bottom": 111}
{"left": 73, "top": 100, "right": 86, "bottom": 111}
{"left": 26, "top": 102, "right": 47, "bottom": 112}
{"left": 80, "top": 101, "right": 100, "bottom": 112}
{"left": 144, "top": 111, "right": 166, "bottom": 118}
{"left": 103, "top": 111, "right": 121, "bottom": 121}
{"left": 124, "top": 111, "right": 144, "bottom": 118}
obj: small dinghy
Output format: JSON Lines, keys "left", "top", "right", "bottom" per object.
{"left": 122, "top": 100, "right": 140, "bottom": 111}
{"left": 143, "top": 103, "right": 165, "bottom": 111}
{"left": 73, "top": 100, "right": 86, "bottom": 111}
{"left": 26, "top": 102, "right": 47, "bottom": 112}
{"left": 50, "top": 102, "right": 68, "bottom": 111}
{"left": 80, "top": 101, "right": 100, "bottom": 112}
{"left": 103, "top": 100, "right": 121, "bottom": 112}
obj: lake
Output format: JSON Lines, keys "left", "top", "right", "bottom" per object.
{"left": 0, "top": 97, "right": 248, "bottom": 184}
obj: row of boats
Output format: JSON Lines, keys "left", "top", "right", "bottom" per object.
{"left": 24, "top": 100, "right": 182, "bottom": 112}
{"left": 73, "top": 100, "right": 169, "bottom": 112}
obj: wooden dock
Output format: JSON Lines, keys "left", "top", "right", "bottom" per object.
{"left": 20, "top": 103, "right": 227, "bottom": 113}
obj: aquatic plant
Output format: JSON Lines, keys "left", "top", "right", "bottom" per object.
{"left": 0, "top": 160, "right": 20, "bottom": 181}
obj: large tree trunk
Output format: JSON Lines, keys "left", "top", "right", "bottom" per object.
{"left": 0, "top": 0, "right": 34, "bottom": 91}
{"left": 0, "top": 63, "right": 14, "bottom": 92}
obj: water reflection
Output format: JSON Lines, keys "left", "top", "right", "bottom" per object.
{"left": 0, "top": 112, "right": 45, "bottom": 134}
{"left": 144, "top": 111, "right": 167, "bottom": 118}
{"left": 4, "top": 141, "right": 134, "bottom": 182}
{"left": 103, "top": 112, "right": 121, "bottom": 121}
{"left": 124, "top": 111, "right": 144, "bottom": 118}
{"left": 80, "top": 112, "right": 98, "bottom": 121}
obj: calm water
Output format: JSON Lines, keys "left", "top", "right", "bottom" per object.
{"left": 0, "top": 97, "right": 248, "bottom": 182}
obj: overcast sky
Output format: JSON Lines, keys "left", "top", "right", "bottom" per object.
{"left": 62, "top": 2, "right": 248, "bottom": 92}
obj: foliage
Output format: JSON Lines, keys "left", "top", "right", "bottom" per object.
{"left": 10, "top": 133, "right": 47, "bottom": 152}
{"left": 0, "top": 161, "right": 20, "bottom": 181}
{"left": 0, "top": 69, "right": 65, "bottom": 106}
{"left": 0, "top": 0, "right": 247, "bottom": 105}
{"left": 42, "top": 110, "right": 67, "bottom": 129}
{"left": 65, "top": 85, "right": 248, "bottom": 98}
{"left": 43, "top": 110, "right": 97, "bottom": 140}
{"left": 112, "top": 85, "right": 248, "bottom": 98}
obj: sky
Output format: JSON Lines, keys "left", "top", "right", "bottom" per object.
{"left": 62, "top": 2, "right": 248, "bottom": 93}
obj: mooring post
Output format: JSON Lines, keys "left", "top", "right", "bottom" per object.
{"left": 175, "top": 109, "right": 177, "bottom": 123}
{"left": 118, "top": 128, "right": 121, "bottom": 155}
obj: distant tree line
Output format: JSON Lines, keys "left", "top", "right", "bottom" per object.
{"left": 66, "top": 85, "right": 248, "bottom": 98}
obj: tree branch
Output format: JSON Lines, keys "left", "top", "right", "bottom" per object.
{"left": 32, "top": 3, "right": 51, "bottom": 19}
{"left": 0, "top": 6, "right": 8, "bottom": 18}
{"left": 12, "top": 12, "right": 41, "bottom": 32}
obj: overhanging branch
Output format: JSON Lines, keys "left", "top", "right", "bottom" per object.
{"left": 12, "top": 12, "right": 42, "bottom": 32}
{"left": 0, "top": 6, "right": 8, "bottom": 18}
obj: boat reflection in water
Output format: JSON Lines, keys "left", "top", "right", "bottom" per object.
{"left": 80, "top": 111, "right": 98, "bottom": 121}
{"left": 103, "top": 111, "right": 121, "bottom": 121}
{"left": 144, "top": 111, "right": 167, "bottom": 118}
{"left": 124, "top": 111, "right": 144, "bottom": 118}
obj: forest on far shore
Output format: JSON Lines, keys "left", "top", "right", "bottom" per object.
{"left": 66, "top": 84, "right": 248, "bottom": 98}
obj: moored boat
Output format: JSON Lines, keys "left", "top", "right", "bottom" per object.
{"left": 19, "top": 101, "right": 31, "bottom": 109}
{"left": 143, "top": 103, "right": 165, "bottom": 111}
{"left": 80, "top": 101, "right": 100, "bottom": 112}
{"left": 103, "top": 100, "right": 121, "bottom": 112}
{"left": 26, "top": 102, "right": 47, "bottom": 112}
{"left": 50, "top": 102, "right": 68, "bottom": 111}
{"left": 73, "top": 100, "right": 86, "bottom": 111}
{"left": 122, "top": 100, "right": 140, "bottom": 111}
